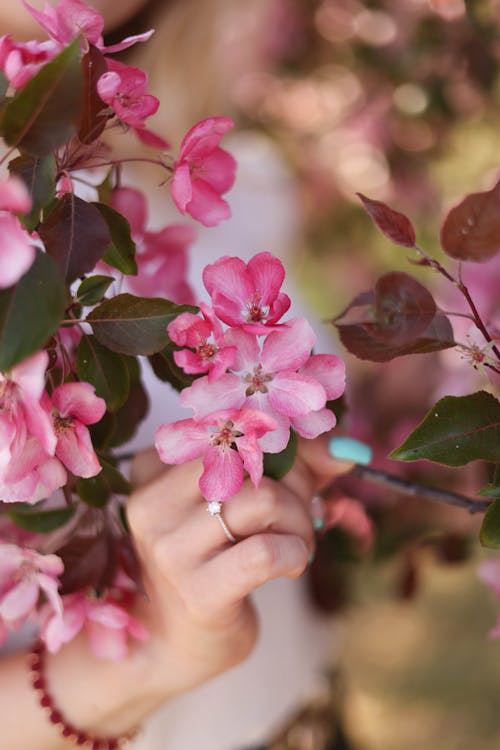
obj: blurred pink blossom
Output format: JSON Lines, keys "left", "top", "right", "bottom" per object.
{"left": 51, "top": 382, "right": 106, "bottom": 478}
{"left": 110, "top": 186, "right": 195, "bottom": 303}
{"left": 0, "top": 176, "right": 35, "bottom": 289}
{"left": 0, "top": 35, "right": 58, "bottom": 88}
{"left": 0, "top": 543, "right": 63, "bottom": 632}
{"left": 171, "top": 117, "right": 236, "bottom": 227}
{"left": 40, "top": 588, "right": 148, "bottom": 660}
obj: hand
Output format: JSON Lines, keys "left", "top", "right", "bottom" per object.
{"left": 126, "top": 436, "right": 353, "bottom": 702}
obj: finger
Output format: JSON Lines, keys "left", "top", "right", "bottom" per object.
{"left": 297, "top": 434, "right": 358, "bottom": 490}
{"left": 184, "top": 533, "right": 309, "bottom": 624}
{"left": 130, "top": 447, "right": 167, "bottom": 489}
{"left": 162, "top": 478, "right": 315, "bottom": 566}
{"left": 127, "top": 458, "right": 204, "bottom": 540}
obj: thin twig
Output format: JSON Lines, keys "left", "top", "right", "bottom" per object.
{"left": 345, "top": 464, "right": 491, "bottom": 514}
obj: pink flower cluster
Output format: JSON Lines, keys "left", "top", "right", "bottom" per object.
{"left": 0, "top": 352, "right": 105, "bottom": 504}
{"left": 0, "top": 176, "right": 36, "bottom": 289}
{"left": 155, "top": 252, "right": 345, "bottom": 501}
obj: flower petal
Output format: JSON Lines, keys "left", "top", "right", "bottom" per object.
{"left": 269, "top": 373, "right": 326, "bottom": 417}
{"left": 200, "top": 445, "right": 243, "bottom": 501}
{"left": 261, "top": 318, "right": 315, "bottom": 373}
{"left": 299, "top": 354, "right": 346, "bottom": 401}
{"left": 180, "top": 374, "right": 245, "bottom": 418}
{"left": 155, "top": 420, "right": 209, "bottom": 464}
{"left": 291, "top": 408, "right": 337, "bottom": 439}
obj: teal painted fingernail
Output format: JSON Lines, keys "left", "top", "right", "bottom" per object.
{"left": 307, "top": 552, "right": 315, "bottom": 566}
{"left": 329, "top": 437, "right": 372, "bottom": 465}
{"left": 313, "top": 517, "right": 325, "bottom": 531}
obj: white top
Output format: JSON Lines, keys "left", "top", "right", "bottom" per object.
{"left": 129, "top": 132, "right": 338, "bottom": 750}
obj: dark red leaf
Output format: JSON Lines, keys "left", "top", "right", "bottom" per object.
{"left": 78, "top": 45, "right": 109, "bottom": 144}
{"left": 357, "top": 193, "right": 416, "bottom": 247}
{"left": 440, "top": 180, "right": 500, "bottom": 261}
{"left": 372, "top": 272, "right": 436, "bottom": 346}
{"left": 39, "top": 193, "right": 111, "bottom": 282}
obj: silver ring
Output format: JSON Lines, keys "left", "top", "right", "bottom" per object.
{"left": 206, "top": 501, "right": 237, "bottom": 543}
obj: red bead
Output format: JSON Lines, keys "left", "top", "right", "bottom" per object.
{"left": 107, "top": 741, "right": 118, "bottom": 750}
{"left": 49, "top": 709, "right": 63, "bottom": 725}
{"left": 40, "top": 694, "right": 53, "bottom": 708}
{"left": 30, "top": 658, "right": 42, "bottom": 672}
{"left": 62, "top": 725, "right": 75, "bottom": 738}
{"left": 92, "top": 741, "right": 104, "bottom": 749}
{"left": 32, "top": 677, "right": 45, "bottom": 690}
{"left": 76, "top": 732, "right": 88, "bottom": 745}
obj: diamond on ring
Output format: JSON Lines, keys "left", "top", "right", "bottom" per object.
{"left": 206, "top": 500, "right": 237, "bottom": 543}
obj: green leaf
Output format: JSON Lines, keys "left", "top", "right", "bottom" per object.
{"left": 263, "top": 430, "right": 298, "bottom": 480}
{"left": 76, "top": 275, "right": 114, "bottom": 306}
{"left": 87, "top": 294, "right": 197, "bottom": 356}
{"left": 148, "top": 342, "right": 195, "bottom": 392}
{"left": 90, "top": 379, "right": 149, "bottom": 450}
{"left": 39, "top": 194, "right": 111, "bottom": 282}
{"left": 479, "top": 499, "right": 500, "bottom": 549}
{"left": 390, "top": 391, "right": 500, "bottom": 466}
{"left": 0, "top": 71, "right": 8, "bottom": 99}
{"left": 77, "top": 335, "right": 129, "bottom": 411}
{"left": 76, "top": 460, "right": 131, "bottom": 508}
{"left": 0, "top": 39, "right": 83, "bottom": 156}
{"left": 94, "top": 203, "right": 137, "bottom": 275}
{"left": 0, "top": 251, "right": 66, "bottom": 371}
{"left": 7, "top": 505, "right": 75, "bottom": 533}
{"left": 8, "top": 154, "right": 56, "bottom": 231}
{"left": 479, "top": 484, "right": 500, "bottom": 499}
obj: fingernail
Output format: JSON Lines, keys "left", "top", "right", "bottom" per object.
{"left": 307, "top": 552, "right": 315, "bottom": 566}
{"left": 313, "top": 517, "right": 325, "bottom": 531}
{"left": 328, "top": 437, "right": 372, "bottom": 465}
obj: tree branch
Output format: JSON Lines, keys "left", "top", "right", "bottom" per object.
{"left": 346, "top": 465, "right": 492, "bottom": 514}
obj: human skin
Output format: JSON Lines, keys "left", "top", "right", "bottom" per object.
{"left": 0, "top": 440, "right": 352, "bottom": 749}
{"left": 0, "top": 0, "right": 151, "bottom": 40}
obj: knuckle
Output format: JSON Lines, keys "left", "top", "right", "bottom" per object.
{"left": 254, "top": 482, "right": 281, "bottom": 521}
{"left": 151, "top": 534, "right": 180, "bottom": 577}
{"left": 126, "top": 494, "right": 150, "bottom": 537}
{"left": 239, "top": 536, "right": 278, "bottom": 584}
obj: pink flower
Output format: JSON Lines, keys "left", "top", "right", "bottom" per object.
{"left": 97, "top": 61, "right": 168, "bottom": 149}
{"left": 155, "top": 407, "right": 277, "bottom": 501}
{"left": 167, "top": 303, "right": 236, "bottom": 381}
{"left": 180, "top": 319, "right": 345, "bottom": 453}
{"left": 22, "top": 0, "right": 153, "bottom": 55}
{"left": 0, "top": 437, "right": 66, "bottom": 504}
{"left": 40, "top": 588, "right": 148, "bottom": 660}
{"left": 110, "top": 187, "right": 195, "bottom": 302}
{"left": 0, "top": 35, "right": 58, "bottom": 88}
{"left": 171, "top": 117, "right": 237, "bottom": 227}
{"left": 0, "top": 176, "right": 35, "bottom": 289}
{"left": 0, "top": 351, "right": 56, "bottom": 476}
{"left": 202, "top": 252, "right": 291, "bottom": 333}
{"left": 0, "top": 543, "right": 63, "bottom": 631}
{"left": 51, "top": 382, "right": 106, "bottom": 478}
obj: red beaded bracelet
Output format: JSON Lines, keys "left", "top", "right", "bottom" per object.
{"left": 28, "top": 642, "right": 140, "bottom": 749}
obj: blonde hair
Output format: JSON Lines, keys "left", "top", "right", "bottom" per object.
{"left": 124, "top": 0, "right": 231, "bottom": 148}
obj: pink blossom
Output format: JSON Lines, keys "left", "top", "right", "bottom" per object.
{"left": 202, "top": 252, "right": 291, "bottom": 333}
{"left": 0, "top": 35, "right": 58, "bottom": 88}
{"left": 180, "top": 319, "right": 345, "bottom": 453}
{"left": 171, "top": 117, "right": 237, "bottom": 227}
{"left": 0, "top": 176, "right": 35, "bottom": 289}
{"left": 97, "top": 61, "right": 168, "bottom": 149}
{"left": 22, "top": 0, "right": 153, "bottom": 55}
{"left": 0, "top": 543, "right": 63, "bottom": 631}
{"left": 110, "top": 187, "right": 195, "bottom": 303}
{"left": 155, "top": 408, "right": 277, "bottom": 501}
{"left": 0, "top": 437, "right": 66, "bottom": 504}
{"left": 40, "top": 588, "right": 148, "bottom": 660}
{"left": 0, "top": 351, "right": 56, "bottom": 477}
{"left": 167, "top": 303, "right": 236, "bottom": 381}
{"left": 51, "top": 382, "right": 106, "bottom": 478}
